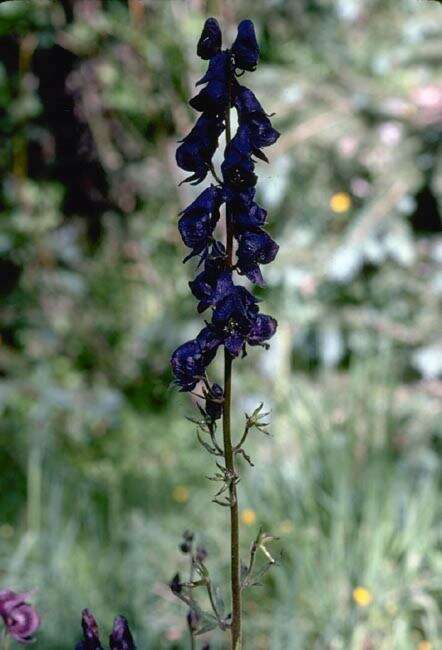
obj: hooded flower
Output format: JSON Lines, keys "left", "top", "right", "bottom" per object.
{"left": 178, "top": 186, "right": 223, "bottom": 260}
{"left": 236, "top": 228, "right": 279, "bottom": 285}
{"left": 171, "top": 325, "right": 222, "bottom": 391}
{"left": 109, "top": 616, "right": 136, "bottom": 650}
{"left": 205, "top": 382, "right": 224, "bottom": 421}
{"left": 170, "top": 339, "right": 208, "bottom": 392}
{"left": 248, "top": 313, "right": 277, "bottom": 346}
{"left": 225, "top": 187, "right": 267, "bottom": 232}
{"left": 75, "top": 609, "right": 103, "bottom": 650}
{"left": 234, "top": 85, "right": 279, "bottom": 160}
{"left": 76, "top": 610, "right": 136, "bottom": 650}
{"left": 0, "top": 589, "right": 40, "bottom": 645}
{"left": 221, "top": 126, "right": 257, "bottom": 189}
{"left": 197, "top": 17, "right": 222, "bottom": 60}
{"left": 188, "top": 241, "right": 233, "bottom": 311}
{"left": 190, "top": 52, "right": 231, "bottom": 115}
{"left": 176, "top": 114, "right": 224, "bottom": 185}
{"left": 189, "top": 268, "right": 234, "bottom": 312}
{"left": 231, "top": 20, "right": 259, "bottom": 71}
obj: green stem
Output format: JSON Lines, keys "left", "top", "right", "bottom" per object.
{"left": 2, "top": 629, "right": 10, "bottom": 650}
{"left": 223, "top": 64, "right": 242, "bottom": 650}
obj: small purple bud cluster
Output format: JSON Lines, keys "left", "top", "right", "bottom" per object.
{"left": 0, "top": 589, "right": 40, "bottom": 645}
{"left": 172, "top": 18, "right": 279, "bottom": 395}
{"left": 75, "top": 609, "right": 136, "bottom": 650}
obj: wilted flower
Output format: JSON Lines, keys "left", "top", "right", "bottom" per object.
{"left": 0, "top": 589, "right": 40, "bottom": 645}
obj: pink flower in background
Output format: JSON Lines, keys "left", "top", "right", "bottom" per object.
{"left": 0, "top": 589, "right": 40, "bottom": 645}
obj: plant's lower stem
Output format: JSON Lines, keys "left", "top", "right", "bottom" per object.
{"left": 223, "top": 352, "right": 241, "bottom": 649}
{"left": 1, "top": 630, "right": 10, "bottom": 650}
{"left": 223, "top": 62, "right": 241, "bottom": 649}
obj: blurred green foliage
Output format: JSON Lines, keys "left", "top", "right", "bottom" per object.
{"left": 0, "top": 0, "right": 440, "bottom": 648}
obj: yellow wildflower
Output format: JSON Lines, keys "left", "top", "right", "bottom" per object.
{"left": 330, "top": 192, "right": 352, "bottom": 213}
{"left": 352, "top": 586, "right": 373, "bottom": 607}
{"left": 172, "top": 485, "right": 189, "bottom": 503}
{"left": 241, "top": 509, "right": 256, "bottom": 525}
{"left": 418, "top": 642, "right": 432, "bottom": 650}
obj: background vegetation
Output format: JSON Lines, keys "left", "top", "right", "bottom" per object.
{"left": 0, "top": 0, "right": 440, "bottom": 648}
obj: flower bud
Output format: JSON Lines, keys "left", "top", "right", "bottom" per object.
{"left": 169, "top": 573, "right": 182, "bottom": 595}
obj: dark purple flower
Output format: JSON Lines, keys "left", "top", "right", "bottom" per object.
{"left": 212, "top": 286, "right": 259, "bottom": 332}
{"left": 197, "top": 18, "right": 222, "bottom": 60}
{"left": 205, "top": 382, "right": 223, "bottom": 420}
{"left": 0, "top": 589, "right": 40, "bottom": 645}
{"left": 78, "top": 609, "right": 103, "bottom": 650}
{"left": 109, "top": 616, "right": 136, "bottom": 650}
{"left": 248, "top": 314, "right": 277, "bottom": 346}
{"left": 226, "top": 188, "right": 267, "bottom": 232}
{"left": 190, "top": 80, "right": 229, "bottom": 114}
{"left": 176, "top": 114, "right": 224, "bottom": 185}
{"left": 231, "top": 20, "right": 259, "bottom": 71}
{"left": 208, "top": 286, "right": 277, "bottom": 355}
{"left": 169, "top": 573, "right": 182, "bottom": 595}
{"left": 236, "top": 229, "right": 279, "bottom": 285}
{"left": 178, "top": 186, "right": 223, "bottom": 260}
{"left": 211, "top": 286, "right": 260, "bottom": 356}
{"left": 222, "top": 127, "right": 257, "bottom": 188}
{"left": 186, "top": 609, "right": 200, "bottom": 633}
{"left": 196, "top": 326, "right": 222, "bottom": 365}
{"left": 171, "top": 323, "right": 225, "bottom": 391}
{"left": 191, "top": 52, "right": 231, "bottom": 115}
{"left": 234, "top": 86, "right": 279, "bottom": 159}
{"left": 187, "top": 240, "right": 228, "bottom": 308}
{"left": 196, "top": 51, "right": 230, "bottom": 86}
{"left": 171, "top": 340, "right": 207, "bottom": 392}
{"left": 190, "top": 269, "right": 234, "bottom": 312}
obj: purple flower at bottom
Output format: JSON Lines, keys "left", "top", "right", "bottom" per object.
{"left": 171, "top": 340, "right": 207, "bottom": 392}
{"left": 0, "top": 589, "right": 40, "bottom": 645}
{"left": 76, "top": 610, "right": 136, "bottom": 650}
{"left": 109, "top": 616, "right": 136, "bottom": 650}
{"left": 77, "top": 609, "right": 103, "bottom": 650}
{"left": 171, "top": 326, "right": 223, "bottom": 392}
